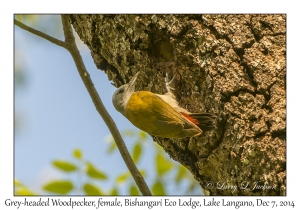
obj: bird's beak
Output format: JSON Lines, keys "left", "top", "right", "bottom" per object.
{"left": 127, "top": 71, "right": 140, "bottom": 90}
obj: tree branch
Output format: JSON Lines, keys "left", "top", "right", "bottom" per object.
{"left": 14, "top": 19, "right": 66, "bottom": 48}
{"left": 14, "top": 16, "right": 152, "bottom": 196}
{"left": 60, "top": 15, "right": 152, "bottom": 196}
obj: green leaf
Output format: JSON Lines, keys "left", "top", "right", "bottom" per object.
{"left": 14, "top": 179, "right": 22, "bottom": 187}
{"left": 52, "top": 160, "right": 77, "bottom": 172}
{"left": 140, "top": 169, "right": 146, "bottom": 177}
{"left": 138, "top": 131, "right": 148, "bottom": 140}
{"left": 86, "top": 162, "right": 107, "bottom": 180}
{"left": 116, "top": 173, "right": 129, "bottom": 184}
{"left": 15, "top": 15, "right": 38, "bottom": 24}
{"left": 73, "top": 149, "right": 82, "bottom": 159}
{"left": 15, "top": 188, "right": 35, "bottom": 196}
{"left": 107, "top": 141, "right": 117, "bottom": 153}
{"left": 122, "top": 129, "right": 134, "bottom": 136}
{"left": 129, "top": 184, "right": 139, "bottom": 195}
{"left": 151, "top": 181, "right": 165, "bottom": 195}
{"left": 132, "top": 143, "right": 142, "bottom": 163}
{"left": 83, "top": 183, "right": 103, "bottom": 195}
{"left": 110, "top": 187, "right": 119, "bottom": 196}
{"left": 43, "top": 180, "right": 73, "bottom": 195}
{"left": 175, "top": 165, "right": 187, "bottom": 183}
{"left": 15, "top": 15, "right": 24, "bottom": 21}
{"left": 156, "top": 154, "right": 173, "bottom": 175}
{"left": 14, "top": 180, "right": 35, "bottom": 195}
{"left": 187, "top": 181, "right": 197, "bottom": 194}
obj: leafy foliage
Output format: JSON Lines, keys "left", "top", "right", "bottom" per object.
{"left": 129, "top": 184, "right": 139, "bottom": 195}
{"left": 43, "top": 180, "right": 73, "bottom": 195}
{"left": 15, "top": 129, "right": 202, "bottom": 195}
{"left": 156, "top": 153, "right": 173, "bottom": 175}
{"left": 73, "top": 149, "right": 82, "bottom": 159}
{"left": 132, "top": 143, "right": 142, "bottom": 163}
{"left": 152, "top": 180, "right": 166, "bottom": 195}
{"left": 52, "top": 160, "right": 77, "bottom": 172}
{"left": 86, "top": 162, "right": 108, "bottom": 180}
{"left": 14, "top": 180, "right": 36, "bottom": 195}
{"left": 116, "top": 172, "right": 130, "bottom": 184}
{"left": 83, "top": 183, "right": 103, "bottom": 195}
{"left": 109, "top": 187, "right": 119, "bottom": 196}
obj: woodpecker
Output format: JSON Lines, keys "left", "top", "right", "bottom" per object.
{"left": 112, "top": 72, "right": 216, "bottom": 138}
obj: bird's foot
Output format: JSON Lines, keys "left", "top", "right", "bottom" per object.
{"left": 165, "top": 72, "right": 177, "bottom": 93}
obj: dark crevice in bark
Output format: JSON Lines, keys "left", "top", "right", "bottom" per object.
{"left": 265, "top": 32, "right": 286, "bottom": 36}
{"left": 249, "top": 16, "right": 260, "bottom": 43}
{"left": 209, "top": 117, "right": 227, "bottom": 154}
{"left": 253, "top": 130, "right": 268, "bottom": 139}
{"left": 242, "top": 63, "right": 258, "bottom": 90}
{"left": 271, "top": 130, "right": 286, "bottom": 140}
{"left": 206, "top": 24, "right": 225, "bottom": 41}
{"left": 220, "top": 88, "right": 255, "bottom": 104}
{"left": 265, "top": 120, "right": 272, "bottom": 131}
{"left": 187, "top": 14, "right": 203, "bottom": 22}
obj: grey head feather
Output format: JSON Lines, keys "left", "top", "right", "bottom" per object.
{"left": 112, "top": 72, "right": 140, "bottom": 115}
{"left": 112, "top": 84, "right": 132, "bottom": 114}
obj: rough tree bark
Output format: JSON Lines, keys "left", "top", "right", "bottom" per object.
{"left": 67, "top": 14, "right": 286, "bottom": 196}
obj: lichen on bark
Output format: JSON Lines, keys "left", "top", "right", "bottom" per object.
{"left": 68, "top": 14, "right": 286, "bottom": 195}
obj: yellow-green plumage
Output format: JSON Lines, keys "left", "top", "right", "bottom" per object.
{"left": 112, "top": 72, "right": 215, "bottom": 138}
{"left": 124, "top": 91, "right": 202, "bottom": 138}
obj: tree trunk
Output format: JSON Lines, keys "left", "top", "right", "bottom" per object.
{"left": 67, "top": 14, "right": 286, "bottom": 196}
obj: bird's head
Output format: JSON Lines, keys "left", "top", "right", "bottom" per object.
{"left": 112, "top": 72, "right": 140, "bottom": 114}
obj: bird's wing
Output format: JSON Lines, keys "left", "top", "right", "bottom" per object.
{"left": 138, "top": 91, "right": 184, "bottom": 123}
{"left": 126, "top": 91, "right": 200, "bottom": 138}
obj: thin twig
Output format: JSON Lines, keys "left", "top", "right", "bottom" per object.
{"left": 14, "top": 16, "right": 152, "bottom": 196}
{"left": 14, "top": 19, "right": 66, "bottom": 48}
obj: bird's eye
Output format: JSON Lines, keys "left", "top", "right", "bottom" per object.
{"left": 118, "top": 88, "right": 124, "bottom": 94}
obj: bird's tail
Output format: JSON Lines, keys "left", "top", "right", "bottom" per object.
{"left": 181, "top": 113, "right": 217, "bottom": 131}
